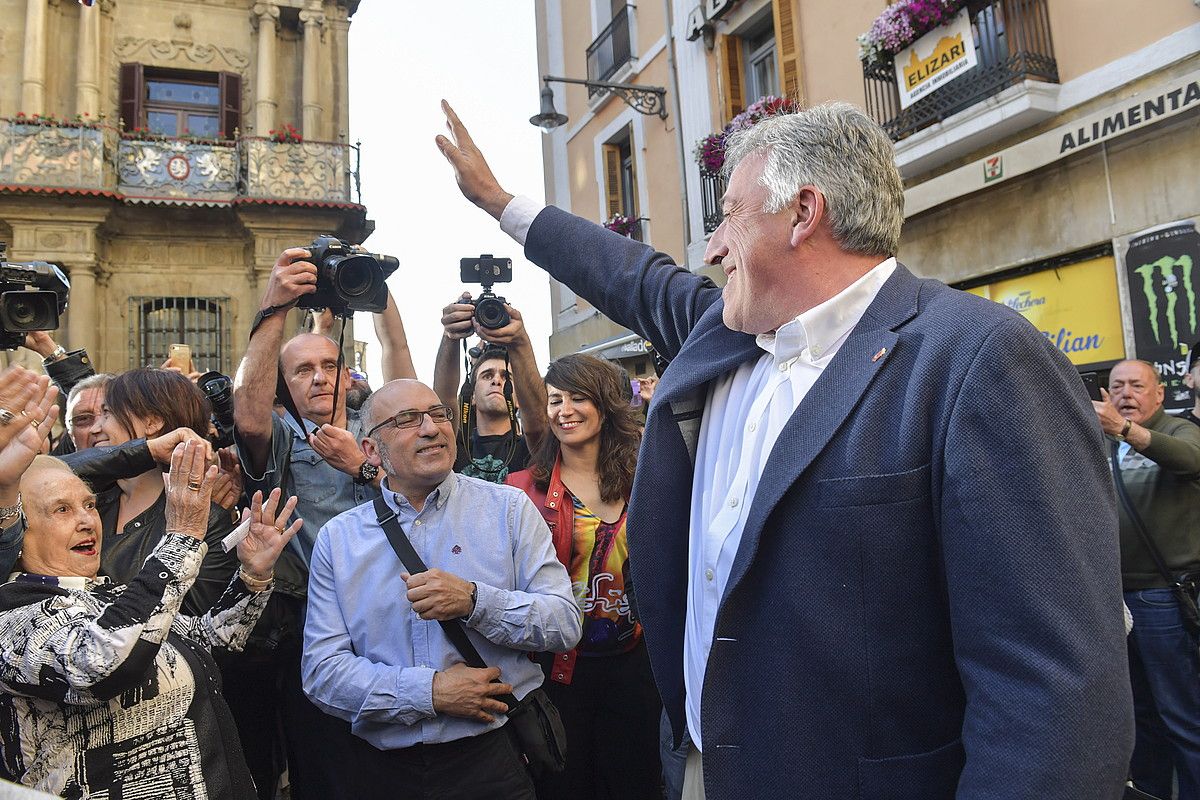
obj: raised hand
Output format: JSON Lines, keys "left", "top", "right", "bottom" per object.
{"left": 237, "top": 488, "right": 301, "bottom": 580}
{"left": 147, "top": 426, "right": 212, "bottom": 465}
{"left": 442, "top": 292, "right": 476, "bottom": 341}
{"left": 164, "top": 440, "right": 219, "bottom": 540}
{"left": 261, "top": 247, "right": 318, "bottom": 310}
{"left": 474, "top": 304, "right": 528, "bottom": 346}
{"left": 211, "top": 448, "right": 244, "bottom": 511}
{"left": 435, "top": 100, "right": 513, "bottom": 220}
{"left": 0, "top": 370, "right": 58, "bottom": 492}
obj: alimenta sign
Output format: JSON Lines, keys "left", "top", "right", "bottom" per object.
{"left": 1060, "top": 80, "right": 1200, "bottom": 153}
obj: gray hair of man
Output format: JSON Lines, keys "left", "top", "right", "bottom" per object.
{"left": 66, "top": 373, "right": 114, "bottom": 409}
{"left": 722, "top": 102, "right": 904, "bottom": 257}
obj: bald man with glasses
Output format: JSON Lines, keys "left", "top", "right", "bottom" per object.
{"left": 301, "top": 378, "right": 581, "bottom": 800}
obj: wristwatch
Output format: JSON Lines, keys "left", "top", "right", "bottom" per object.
{"left": 1115, "top": 418, "right": 1133, "bottom": 442}
{"left": 356, "top": 460, "right": 380, "bottom": 484}
{"left": 41, "top": 345, "right": 67, "bottom": 365}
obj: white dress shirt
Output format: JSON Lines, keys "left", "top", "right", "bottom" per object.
{"left": 499, "top": 195, "right": 896, "bottom": 751}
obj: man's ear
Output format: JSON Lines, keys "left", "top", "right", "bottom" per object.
{"left": 789, "top": 186, "right": 824, "bottom": 248}
{"left": 361, "top": 437, "right": 384, "bottom": 468}
{"left": 1186, "top": 371, "right": 1197, "bottom": 390}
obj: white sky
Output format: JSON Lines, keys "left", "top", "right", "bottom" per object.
{"left": 346, "top": 1, "right": 550, "bottom": 385}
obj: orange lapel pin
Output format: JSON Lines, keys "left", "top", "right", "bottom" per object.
{"left": 871, "top": 347, "right": 888, "bottom": 363}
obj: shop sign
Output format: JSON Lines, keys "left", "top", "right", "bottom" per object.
{"left": 1118, "top": 218, "right": 1200, "bottom": 409}
{"left": 967, "top": 255, "right": 1124, "bottom": 366}
{"left": 894, "top": 9, "right": 977, "bottom": 110}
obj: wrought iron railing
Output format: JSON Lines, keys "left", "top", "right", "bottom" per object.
{"left": 586, "top": 5, "right": 634, "bottom": 98}
{"left": 241, "top": 137, "right": 357, "bottom": 204}
{"left": 700, "top": 170, "right": 727, "bottom": 235}
{"left": 0, "top": 120, "right": 362, "bottom": 206}
{"left": 0, "top": 120, "right": 113, "bottom": 191}
{"left": 862, "top": 0, "right": 1058, "bottom": 142}
{"left": 118, "top": 138, "right": 239, "bottom": 203}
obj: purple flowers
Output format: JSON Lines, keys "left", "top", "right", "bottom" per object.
{"left": 603, "top": 214, "right": 640, "bottom": 237}
{"left": 857, "top": 0, "right": 965, "bottom": 64}
{"left": 693, "top": 95, "right": 800, "bottom": 176}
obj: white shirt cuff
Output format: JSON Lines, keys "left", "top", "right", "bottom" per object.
{"left": 499, "top": 195, "right": 545, "bottom": 247}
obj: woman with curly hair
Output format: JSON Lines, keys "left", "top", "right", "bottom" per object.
{"left": 506, "top": 354, "right": 660, "bottom": 800}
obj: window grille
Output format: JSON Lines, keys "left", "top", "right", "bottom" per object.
{"left": 129, "top": 296, "right": 230, "bottom": 373}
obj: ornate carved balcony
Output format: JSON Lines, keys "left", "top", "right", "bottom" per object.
{"left": 241, "top": 138, "right": 356, "bottom": 205}
{"left": 117, "top": 138, "right": 239, "bottom": 204}
{"left": 862, "top": 0, "right": 1059, "bottom": 142}
{"left": 0, "top": 120, "right": 112, "bottom": 192}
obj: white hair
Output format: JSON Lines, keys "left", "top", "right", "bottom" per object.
{"left": 723, "top": 102, "right": 904, "bottom": 257}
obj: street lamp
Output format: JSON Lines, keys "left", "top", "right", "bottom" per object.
{"left": 529, "top": 75, "right": 668, "bottom": 133}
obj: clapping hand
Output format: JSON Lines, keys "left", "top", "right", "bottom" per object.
{"left": 0, "top": 367, "right": 58, "bottom": 491}
{"left": 236, "top": 488, "right": 301, "bottom": 580}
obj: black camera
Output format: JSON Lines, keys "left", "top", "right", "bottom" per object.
{"left": 0, "top": 242, "right": 70, "bottom": 350}
{"left": 198, "top": 371, "right": 236, "bottom": 449}
{"left": 297, "top": 235, "right": 399, "bottom": 316}
{"left": 460, "top": 254, "right": 513, "bottom": 330}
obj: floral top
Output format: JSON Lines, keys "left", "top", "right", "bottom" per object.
{"left": 0, "top": 533, "right": 270, "bottom": 799}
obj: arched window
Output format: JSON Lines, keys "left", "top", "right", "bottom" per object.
{"left": 131, "top": 296, "right": 229, "bottom": 372}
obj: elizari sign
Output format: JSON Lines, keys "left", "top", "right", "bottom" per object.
{"left": 894, "top": 9, "right": 977, "bottom": 110}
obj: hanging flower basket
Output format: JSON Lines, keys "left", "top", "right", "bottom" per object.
{"left": 856, "top": 0, "right": 967, "bottom": 66}
{"left": 692, "top": 95, "right": 801, "bottom": 176}
{"left": 603, "top": 213, "right": 641, "bottom": 237}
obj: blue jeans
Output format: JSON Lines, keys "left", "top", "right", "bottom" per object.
{"left": 660, "top": 709, "right": 690, "bottom": 800}
{"left": 1127, "top": 588, "right": 1200, "bottom": 800}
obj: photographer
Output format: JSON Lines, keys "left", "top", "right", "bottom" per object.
{"left": 231, "top": 245, "right": 411, "bottom": 800}
{"left": 434, "top": 293, "right": 548, "bottom": 482}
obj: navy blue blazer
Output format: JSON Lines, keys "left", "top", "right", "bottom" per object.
{"left": 526, "top": 207, "right": 1134, "bottom": 800}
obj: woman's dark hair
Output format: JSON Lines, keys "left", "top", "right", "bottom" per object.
{"left": 104, "top": 368, "right": 211, "bottom": 440}
{"left": 531, "top": 354, "right": 640, "bottom": 503}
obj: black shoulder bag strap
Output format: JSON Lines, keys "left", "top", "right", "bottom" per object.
{"left": 372, "top": 496, "right": 519, "bottom": 711}
{"left": 1111, "top": 444, "right": 1200, "bottom": 636}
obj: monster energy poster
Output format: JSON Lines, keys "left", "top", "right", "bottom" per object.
{"left": 1122, "top": 219, "right": 1200, "bottom": 410}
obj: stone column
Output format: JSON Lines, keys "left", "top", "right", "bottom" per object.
{"left": 252, "top": 2, "right": 280, "bottom": 135}
{"left": 333, "top": 14, "right": 351, "bottom": 141}
{"left": 75, "top": 2, "right": 102, "bottom": 118}
{"left": 300, "top": 5, "right": 326, "bottom": 139}
{"left": 66, "top": 263, "right": 98, "bottom": 353}
{"left": 21, "top": 0, "right": 48, "bottom": 114}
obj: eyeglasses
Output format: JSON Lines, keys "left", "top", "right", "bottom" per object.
{"left": 366, "top": 405, "right": 453, "bottom": 437}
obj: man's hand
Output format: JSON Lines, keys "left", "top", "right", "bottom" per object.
{"left": 475, "top": 304, "right": 529, "bottom": 347}
{"left": 403, "top": 568, "right": 474, "bottom": 620}
{"left": 1092, "top": 388, "right": 1128, "bottom": 437}
{"left": 160, "top": 357, "right": 203, "bottom": 383}
{"left": 262, "top": 247, "right": 318, "bottom": 310}
{"left": 22, "top": 331, "right": 61, "bottom": 360}
{"left": 638, "top": 375, "right": 658, "bottom": 405}
{"left": 432, "top": 663, "right": 512, "bottom": 723}
{"left": 435, "top": 100, "right": 513, "bottom": 220}
{"left": 441, "top": 293, "right": 477, "bottom": 341}
{"left": 308, "top": 424, "right": 366, "bottom": 477}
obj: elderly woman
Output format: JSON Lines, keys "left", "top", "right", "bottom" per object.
{"left": 0, "top": 389, "right": 302, "bottom": 800}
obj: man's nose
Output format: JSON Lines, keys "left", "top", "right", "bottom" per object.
{"left": 417, "top": 412, "right": 439, "bottom": 435}
{"left": 703, "top": 223, "right": 728, "bottom": 265}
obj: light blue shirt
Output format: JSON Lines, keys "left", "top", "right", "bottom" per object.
{"left": 301, "top": 471, "right": 582, "bottom": 749}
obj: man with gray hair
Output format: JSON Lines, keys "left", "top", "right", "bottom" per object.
{"left": 438, "top": 100, "right": 1133, "bottom": 799}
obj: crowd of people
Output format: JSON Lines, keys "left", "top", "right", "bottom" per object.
{"left": 0, "top": 98, "right": 1193, "bottom": 800}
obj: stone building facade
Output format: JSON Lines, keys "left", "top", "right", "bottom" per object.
{"left": 0, "top": 0, "right": 372, "bottom": 375}
{"left": 534, "top": 0, "right": 1200, "bottom": 394}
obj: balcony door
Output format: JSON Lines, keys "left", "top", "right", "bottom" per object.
{"left": 119, "top": 64, "right": 241, "bottom": 139}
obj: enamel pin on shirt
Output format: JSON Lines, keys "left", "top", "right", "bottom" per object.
{"left": 872, "top": 347, "right": 888, "bottom": 363}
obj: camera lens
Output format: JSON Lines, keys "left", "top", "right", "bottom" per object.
{"left": 330, "top": 254, "right": 380, "bottom": 299}
{"left": 474, "top": 297, "right": 511, "bottom": 330}
{"left": 0, "top": 291, "right": 57, "bottom": 331}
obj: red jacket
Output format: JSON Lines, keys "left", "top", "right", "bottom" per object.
{"left": 506, "top": 458, "right": 579, "bottom": 682}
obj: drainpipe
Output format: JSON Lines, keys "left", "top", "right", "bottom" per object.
{"left": 662, "top": 0, "right": 693, "bottom": 253}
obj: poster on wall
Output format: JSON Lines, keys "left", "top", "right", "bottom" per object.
{"left": 1119, "top": 219, "right": 1200, "bottom": 410}
{"left": 967, "top": 255, "right": 1125, "bottom": 368}
{"left": 894, "top": 8, "right": 978, "bottom": 110}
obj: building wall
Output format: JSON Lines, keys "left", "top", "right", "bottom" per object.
{"left": 0, "top": 0, "right": 369, "bottom": 374}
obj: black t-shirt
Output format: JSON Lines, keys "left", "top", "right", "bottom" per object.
{"left": 453, "top": 428, "right": 531, "bottom": 483}
{"left": 1181, "top": 408, "right": 1200, "bottom": 428}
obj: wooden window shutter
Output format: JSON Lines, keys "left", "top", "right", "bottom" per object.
{"left": 603, "top": 144, "right": 624, "bottom": 218}
{"left": 218, "top": 72, "right": 242, "bottom": 139}
{"left": 119, "top": 63, "right": 144, "bottom": 132}
{"left": 772, "top": 0, "right": 804, "bottom": 104}
{"left": 718, "top": 35, "right": 745, "bottom": 120}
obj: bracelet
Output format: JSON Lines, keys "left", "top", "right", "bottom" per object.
{"left": 0, "top": 493, "right": 22, "bottom": 522}
{"left": 238, "top": 566, "right": 274, "bottom": 591}
{"left": 41, "top": 346, "right": 67, "bottom": 366}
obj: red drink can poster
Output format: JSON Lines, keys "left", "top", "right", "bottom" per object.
{"left": 1120, "top": 219, "right": 1200, "bottom": 410}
